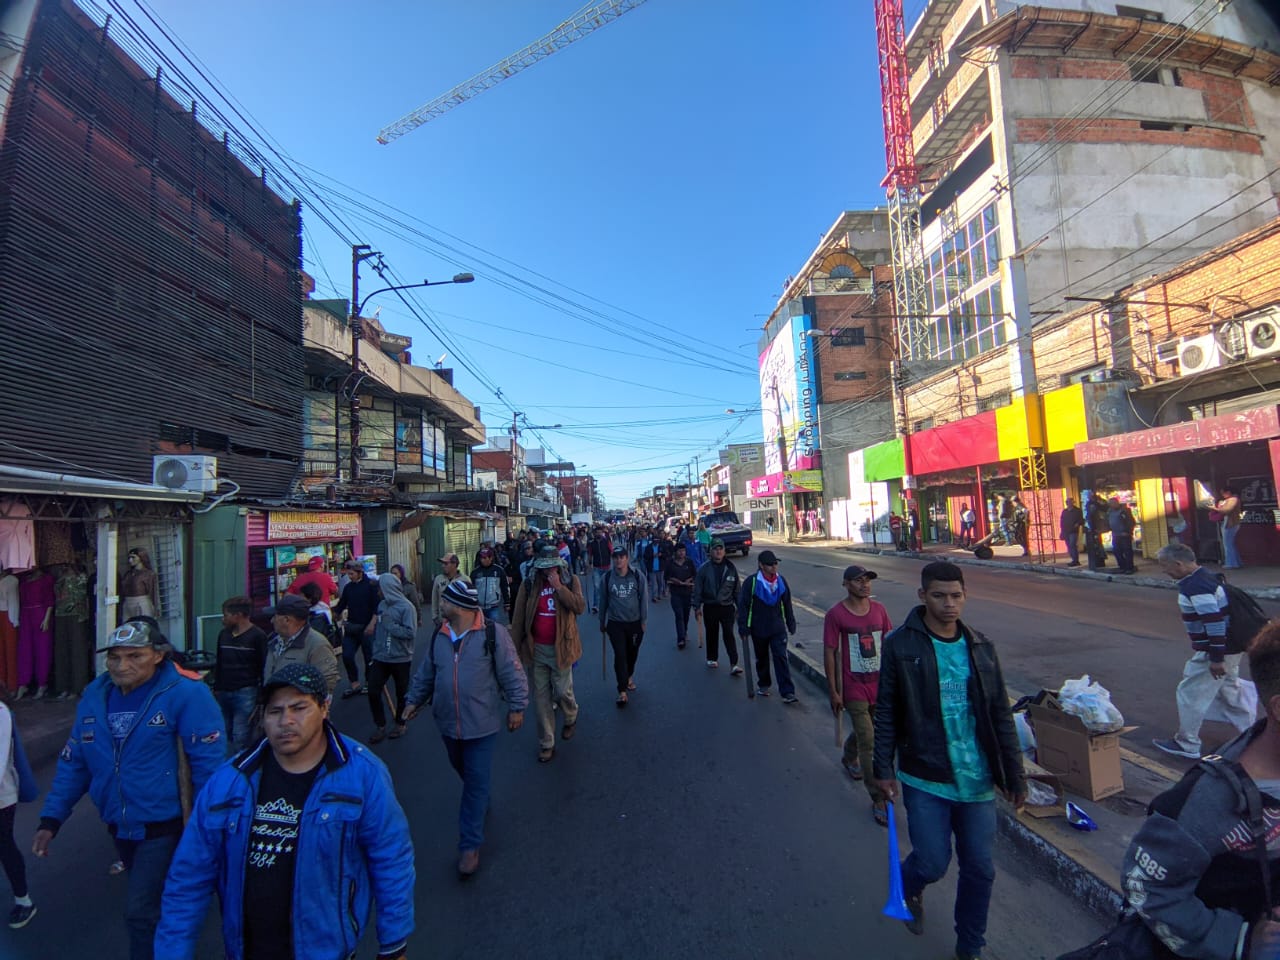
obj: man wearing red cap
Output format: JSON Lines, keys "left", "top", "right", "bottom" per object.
{"left": 285, "top": 556, "right": 339, "bottom": 605}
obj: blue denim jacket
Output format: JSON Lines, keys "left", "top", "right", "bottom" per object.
{"left": 154, "top": 726, "right": 414, "bottom": 960}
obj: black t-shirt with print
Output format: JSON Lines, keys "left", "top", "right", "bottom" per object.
{"left": 243, "top": 750, "right": 322, "bottom": 960}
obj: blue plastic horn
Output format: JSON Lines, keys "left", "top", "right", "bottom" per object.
{"left": 882, "top": 800, "right": 914, "bottom": 921}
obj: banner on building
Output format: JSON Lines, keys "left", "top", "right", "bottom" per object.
{"left": 267, "top": 511, "right": 362, "bottom": 542}
{"left": 759, "top": 314, "right": 819, "bottom": 474}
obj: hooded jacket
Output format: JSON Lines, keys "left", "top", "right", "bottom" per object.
{"left": 511, "top": 567, "right": 586, "bottom": 670}
{"left": 405, "top": 618, "right": 530, "bottom": 739}
{"left": 471, "top": 561, "right": 510, "bottom": 611}
{"left": 872, "top": 606, "right": 1025, "bottom": 796}
{"left": 40, "top": 660, "right": 226, "bottom": 839}
{"left": 1120, "top": 720, "right": 1278, "bottom": 960}
{"left": 373, "top": 573, "right": 417, "bottom": 664}
{"left": 736, "top": 571, "right": 796, "bottom": 637}
{"left": 153, "top": 725, "right": 414, "bottom": 960}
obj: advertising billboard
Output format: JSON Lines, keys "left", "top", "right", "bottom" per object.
{"left": 759, "top": 314, "right": 819, "bottom": 474}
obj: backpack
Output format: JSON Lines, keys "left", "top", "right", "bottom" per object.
{"left": 1217, "top": 575, "right": 1270, "bottom": 653}
{"left": 309, "top": 611, "right": 338, "bottom": 646}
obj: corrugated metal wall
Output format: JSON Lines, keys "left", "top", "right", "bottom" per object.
{"left": 0, "top": 1, "right": 303, "bottom": 497}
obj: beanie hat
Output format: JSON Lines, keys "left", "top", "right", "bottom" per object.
{"left": 442, "top": 579, "right": 480, "bottom": 611}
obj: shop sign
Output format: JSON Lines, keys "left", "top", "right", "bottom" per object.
{"left": 494, "top": 492, "right": 510, "bottom": 508}
{"left": 748, "top": 471, "right": 824, "bottom": 497}
{"left": 1228, "top": 474, "right": 1280, "bottom": 525}
{"left": 1075, "top": 406, "right": 1280, "bottom": 465}
{"left": 267, "top": 511, "right": 361, "bottom": 542}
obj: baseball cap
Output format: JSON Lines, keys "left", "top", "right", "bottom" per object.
{"left": 478, "top": 547, "right": 495, "bottom": 559}
{"left": 97, "top": 619, "right": 166, "bottom": 654}
{"left": 843, "top": 564, "right": 878, "bottom": 581}
{"left": 710, "top": 538, "right": 725, "bottom": 549}
{"left": 343, "top": 559, "right": 362, "bottom": 571}
{"left": 260, "top": 663, "right": 330, "bottom": 702}
{"left": 439, "top": 553, "right": 460, "bottom": 564}
{"left": 758, "top": 550, "right": 781, "bottom": 565}
{"left": 263, "top": 594, "right": 311, "bottom": 619}
{"left": 611, "top": 546, "right": 628, "bottom": 556}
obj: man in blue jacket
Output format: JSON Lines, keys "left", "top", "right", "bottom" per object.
{"left": 737, "top": 550, "right": 798, "bottom": 702}
{"left": 33, "top": 618, "right": 225, "bottom": 960}
{"left": 155, "top": 662, "right": 414, "bottom": 960}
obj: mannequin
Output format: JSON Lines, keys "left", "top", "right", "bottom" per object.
{"left": 15, "top": 568, "right": 53, "bottom": 700}
{"left": 119, "top": 547, "right": 159, "bottom": 621}
{"left": 0, "top": 570, "right": 16, "bottom": 689}
{"left": 53, "top": 563, "right": 90, "bottom": 699}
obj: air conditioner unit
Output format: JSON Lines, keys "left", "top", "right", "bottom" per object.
{"left": 1245, "top": 314, "right": 1280, "bottom": 358}
{"left": 152, "top": 455, "right": 218, "bottom": 494}
{"left": 1177, "top": 334, "right": 1223, "bottom": 375}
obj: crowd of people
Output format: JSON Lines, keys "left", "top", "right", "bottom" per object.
{"left": 0, "top": 517, "right": 1276, "bottom": 960}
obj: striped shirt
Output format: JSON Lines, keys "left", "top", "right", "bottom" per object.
{"left": 1176, "top": 566, "right": 1230, "bottom": 661}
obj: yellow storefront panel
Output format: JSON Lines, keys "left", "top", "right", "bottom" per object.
{"left": 1043, "top": 384, "right": 1089, "bottom": 454}
{"left": 995, "top": 394, "right": 1044, "bottom": 460}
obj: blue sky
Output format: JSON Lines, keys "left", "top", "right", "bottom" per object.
{"left": 142, "top": 0, "right": 890, "bottom": 506}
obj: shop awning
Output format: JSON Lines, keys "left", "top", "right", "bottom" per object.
{"left": 0, "top": 464, "right": 203, "bottom": 503}
{"left": 1074, "top": 405, "right": 1280, "bottom": 466}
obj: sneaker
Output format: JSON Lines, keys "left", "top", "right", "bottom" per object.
{"left": 903, "top": 892, "right": 925, "bottom": 935}
{"left": 1152, "top": 737, "right": 1200, "bottom": 759}
{"left": 706, "top": 660, "right": 718, "bottom": 668}
{"left": 730, "top": 665, "right": 744, "bottom": 676}
{"left": 755, "top": 687, "right": 770, "bottom": 697}
{"left": 8, "top": 903, "right": 36, "bottom": 929}
{"left": 782, "top": 693, "right": 799, "bottom": 704}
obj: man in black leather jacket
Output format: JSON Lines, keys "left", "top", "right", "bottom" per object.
{"left": 873, "top": 561, "right": 1025, "bottom": 960}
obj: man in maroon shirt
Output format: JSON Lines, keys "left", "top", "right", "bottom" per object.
{"left": 823, "top": 564, "right": 892, "bottom": 825}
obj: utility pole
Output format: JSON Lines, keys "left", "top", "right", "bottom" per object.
{"left": 510, "top": 411, "right": 522, "bottom": 517}
{"left": 769, "top": 380, "right": 793, "bottom": 543}
{"left": 348, "top": 243, "right": 379, "bottom": 482}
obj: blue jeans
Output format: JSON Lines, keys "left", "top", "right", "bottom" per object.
{"left": 591, "top": 568, "right": 609, "bottom": 609}
{"left": 1062, "top": 535, "right": 1079, "bottom": 564}
{"left": 670, "top": 591, "right": 691, "bottom": 644}
{"left": 442, "top": 733, "right": 497, "bottom": 852}
{"left": 215, "top": 686, "right": 258, "bottom": 752}
{"left": 900, "top": 783, "right": 997, "bottom": 957}
{"left": 649, "top": 568, "right": 664, "bottom": 599}
{"left": 342, "top": 623, "right": 372, "bottom": 685}
{"left": 1222, "top": 521, "right": 1241, "bottom": 568}
{"left": 115, "top": 831, "right": 181, "bottom": 960}
{"left": 483, "top": 605, "right": 508, "bottom": 626}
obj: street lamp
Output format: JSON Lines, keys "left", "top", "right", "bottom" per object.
{"left": 348, "top": 243, "right": 474, "bottom": 481}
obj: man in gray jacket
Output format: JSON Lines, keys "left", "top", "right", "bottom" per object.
{"left": 367, "top": 572, "right": 417, "bottom": 744}
{"left": 693, "top": 539, "right": 742, "bottom": 674}
{"left": 599, "top": 546, "right": 648, "bottom": 707}
{"left": 261, "top": 595, "right": 340, "bottom": 693}
{"left": 404, "top": 580, "right": 528, "bottom": 878}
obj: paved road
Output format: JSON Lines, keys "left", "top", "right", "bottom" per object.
{"left": 765, "top": 542, "right": 1264, "bottom": 771}
{"left": 1, "top": 587, "right": 1102, "bottom": 960}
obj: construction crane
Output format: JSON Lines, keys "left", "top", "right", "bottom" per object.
{"left": 377, "top": 0, "right": 650, "bottom": 144}
{"left": 873, "top": 0, "right": 930, "bottom": 363}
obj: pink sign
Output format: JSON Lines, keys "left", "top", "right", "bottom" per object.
{"left": 1074, "top": 406, "right": 1280, "bottom": 465}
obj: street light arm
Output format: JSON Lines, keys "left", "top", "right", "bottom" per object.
{"left": 356, "top": 274, "right": 475, "bottom": 316}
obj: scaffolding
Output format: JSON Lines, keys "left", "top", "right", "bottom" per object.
{"left": 1018, "top": 450, "right": 1054, "bottom": 563}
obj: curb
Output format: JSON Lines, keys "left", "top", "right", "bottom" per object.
{"left": 785, "top": 643, "right": 1123, "bottom": 923}
{"left": 839, "top": 545, "right": 1280, "bottom": 602}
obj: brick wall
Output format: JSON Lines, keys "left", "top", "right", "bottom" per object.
{"left": 809, "top": 267, "right": 898, "bottom": 405}
{"left": 1015, "top": 117, "right": 1262, "bottom": 154}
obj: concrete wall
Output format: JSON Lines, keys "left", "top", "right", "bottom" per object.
{"left": 989, "top": 1, "right": 1280, "bottom": 52}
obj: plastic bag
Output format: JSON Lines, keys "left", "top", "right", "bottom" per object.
{"left": 1014, "top": 712, "right": 1037, "bottom": 762}
{"left": 1025, "top": 779, "right": 1058, "bottom": 807}
{"left": 1058, "top": 675, "right": 1125, "bottom": 733}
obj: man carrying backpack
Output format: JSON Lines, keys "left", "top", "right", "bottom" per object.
{"left": 1151, "top": 542, "right": 1261, "bottom": 759}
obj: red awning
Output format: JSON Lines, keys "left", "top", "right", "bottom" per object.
{"left": 1074, "top": 406, "right": 1280, "bottom": 466}
{"left": 909, "top": 412, "right": 1001, "bottom": 475}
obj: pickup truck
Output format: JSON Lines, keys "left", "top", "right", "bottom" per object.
{"left": 704, "top": 511, "right": 753, "bottom": 557}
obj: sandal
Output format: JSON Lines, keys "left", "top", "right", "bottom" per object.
{"left": 108, "top": 860, "right": 126, "bottom": 876}
{"left": 626, "top": 679, "right": 637, "bottom": 691}
{"left": 388, "top": 724, "right": 407, "bottom": 740}
{"left": 873, "top": 802, "right": 889, "bottom": 827}
{"left": 615, "top": 693, "right": 628, "bottom": 707}
{"left": 538, "top": 747, "right": 555, "bottom": 763}
{"left": 370, "top": 727, "right": 387, "bottom": 744}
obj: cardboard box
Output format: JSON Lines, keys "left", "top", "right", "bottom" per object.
{"left": 1020, "top": 760, "right": 1067, "bottom": 820}
{"left": 1025, "top": 692, "right": 1135, "bottom": 801}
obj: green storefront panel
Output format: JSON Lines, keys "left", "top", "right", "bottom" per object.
{"left": 863, "top": 439, "right": 905, "bottom": 483}
{"left": 191, "top": 505, "right": 247, "bottom": 652}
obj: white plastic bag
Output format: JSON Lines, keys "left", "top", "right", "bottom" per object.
{"left": 1025, "top": 779, "right": 1058, "bottom": 808}
{"left": 1014, "top": 712, "right": 1037, "bottom": 762}
{"left": 1058, "top": 675, "right": 1125, "bottom": 733}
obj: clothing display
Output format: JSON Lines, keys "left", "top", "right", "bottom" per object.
{"left": 17, "top": 570, "right": 54, "bottom": 690}
{"left": 0, "top": 503, "right": 35, "bottom": 571}
{"left": 38, "top": 523, "right": 75, "bottom": 567}
{"left": 54, "top": 569, "right": 91, "bottom": 696}
{"left": 0, "top": 573, "right": 18, "bottom": 689}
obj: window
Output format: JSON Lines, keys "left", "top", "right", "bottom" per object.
{"left": 976, "top": 391, "right": 1011, "bottom": 413}
{"left": 831, "top": 327, "right": 866, "bottom": 346}
{"left": 834, "top": 371, "right": 868, "bottom": 381}
{"left": 914, "top": 417, "right": 935, "bottom": 432}
{"left": 1115, "top": 5, "right": 1164, "bottom": 21}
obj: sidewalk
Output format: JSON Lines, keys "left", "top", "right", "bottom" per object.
{"left": 760, "top": 532, "right": 1280, "bottom": 601}
{"left": 9, "top": 694, "right": 77, "bottom": 769}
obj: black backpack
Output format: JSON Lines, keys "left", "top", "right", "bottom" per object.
{"left": 1217, "top": 575, "right": 1270, "bottom": 654}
